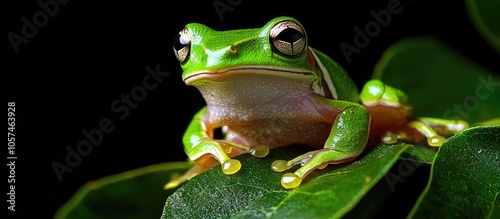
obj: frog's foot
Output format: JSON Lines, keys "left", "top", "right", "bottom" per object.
{"left": 380, "top": 131, "right": 410, "bottom": 145}
{"left": 381, "top": 117, "right": 469, "bottom": 147}
{"left": 417, "top": 117, "right": 469, "bottom": 135}
{"left": 164, "top": 140, "right": 269, "bottom": 189}
{"left": 192, "top": 139, "right": 270, "bottom": 173}
{"left": 271, "top": 148, "right": 357, "bottom": 189}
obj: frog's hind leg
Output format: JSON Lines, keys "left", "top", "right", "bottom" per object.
{"left": 379, "top": 116, "right": 469, "bottom": 147}
{"left": 407, "top": 117, "right": 469, "bottom": 147}
{"left": 417, "top": 117, "right": 469, "bottom": 135}
{"left": 360, "top": 79, "right": 413, "bottom": 145}
{"left": 360, "top": 79, "right": 469, "bottom": 147}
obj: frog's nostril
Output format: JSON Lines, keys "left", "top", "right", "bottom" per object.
{"left": 229, "top": 46, "right": 237, "bottom": 54}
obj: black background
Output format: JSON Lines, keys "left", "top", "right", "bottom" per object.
{"left": 4, "top": 0, "right": 500, "bottom": 218}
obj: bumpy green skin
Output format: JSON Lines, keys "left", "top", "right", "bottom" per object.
{"left": 170, "top": 16, "right": 465, "bottom": 189}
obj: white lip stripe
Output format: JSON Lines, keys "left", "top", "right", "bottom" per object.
{"left": 184, "top": 67, "right": 313, "bottom": 84}
{"left": 309, "top": 49, "right": 338, "bottom": 100}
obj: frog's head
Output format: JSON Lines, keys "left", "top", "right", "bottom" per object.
{"left": 173, "top": 17, "right": 339, "bottom": 105}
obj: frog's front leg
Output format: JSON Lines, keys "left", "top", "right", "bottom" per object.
{"left": 272, "top": 100, "right": 370, "bottom": 189}
{"left": 164, "top": 107, "right": 269, "bottom": 189}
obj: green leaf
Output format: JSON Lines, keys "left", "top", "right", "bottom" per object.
{"left": 373, "top": 37, "right": 500, "bottom": 125}
{"left": 343, "top": 160, "right": 430, "bottom": 219}
{"left": 54, "top": 162, "right": 192, "bottom": 219}
{"left": 401, "top": 145, "right": 438, "bottom": 165}
{"left": 162, "top": 144, "right": 411, "bottom": 219}
{"left": 465, "top": 0, "right": 500, "bottom": 53}
{"left": 409, "top": 125, "right": 500, "bottom": 218}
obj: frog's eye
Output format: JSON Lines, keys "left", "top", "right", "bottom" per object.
{"left": 270, "top": 20, "right": 306, "bottom": 57}
{"left": 173, "top": 28, "right": 191, "bottom": 64}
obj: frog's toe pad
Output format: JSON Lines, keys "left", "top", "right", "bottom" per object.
{"left": 222, "top": 159, "right": 241, "bottom": 175}
{"left": 271, "top": 160, "right": 289, "bottom": 172}
{"left": 381, "top": 132, "right": 398, "bottom": 145}
{"left": 428, "top": 135, "right": 445, "bottom": 147}
{"left": 281, "top": 173, "right": 302, "bottom": 189}
{"left": 250, "top": 145, "right": 269, "bottom": 158}
{"left": 164, "top": 179, "right": 182, "bottom": 190}
{"left": 455, "top": 120, "right": 469, "bottom": 132}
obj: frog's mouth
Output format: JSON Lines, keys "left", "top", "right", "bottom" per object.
{"left": 183, "top": 66, "right": 314, "bottom": 85}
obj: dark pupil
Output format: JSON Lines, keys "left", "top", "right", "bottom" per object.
{"left": 276, "top": 28, "right": 302, "bottom": 43}
{"left": 173, "top": 33, "right": 187, "bottom": 51}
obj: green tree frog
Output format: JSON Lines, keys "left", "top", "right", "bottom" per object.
{"left": 167, "top": 16, "right": 468, "bottom": 189}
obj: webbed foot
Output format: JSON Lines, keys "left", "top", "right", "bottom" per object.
{"left": 381, "top": 117, "right": 469, "bottom": 147}
{"left": 271, "top": 148, "right": 357, "bottom": 189}
{"left": 164, "top": 140, "right": 269, "bottom": 189}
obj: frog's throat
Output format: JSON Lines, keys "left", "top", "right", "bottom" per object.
{"left": 183, "top": 67, "right": 313, "bottom": 85}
